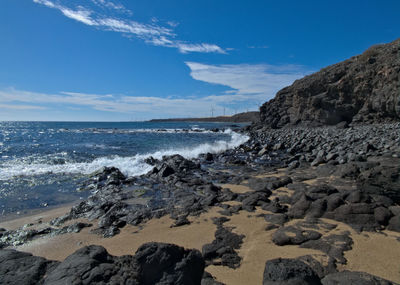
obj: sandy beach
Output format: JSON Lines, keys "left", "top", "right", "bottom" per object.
{"left": 2, "top": 168, "right": 400, "bottom": 285}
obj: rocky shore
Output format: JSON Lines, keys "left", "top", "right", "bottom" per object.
{"left": 1, "top": 121, "right": 399, "bottom": 284}
{"left": 1, "top": 39, "right": 399, "bottom": 284}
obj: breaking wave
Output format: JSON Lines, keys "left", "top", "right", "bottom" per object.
{"left": 0, "top": 130, "right": 248, "bottom": 180}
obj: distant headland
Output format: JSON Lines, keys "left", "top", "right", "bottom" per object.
{"left": 149, "top": 111, "right": 260, "bottom": 123}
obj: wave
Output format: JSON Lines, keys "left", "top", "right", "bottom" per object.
{"left": 0, "top": 130, "right": 248, "bottom": 180}
{"left": 58, "top": 127, "right": 223, "bottom": 134}
{"left": 80, "top": 143, "right": 121, "bottom": 150}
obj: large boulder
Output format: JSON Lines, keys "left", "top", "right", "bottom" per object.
{"left": 135, "top": 242, "right": 205, "bottom": 285}
{"left": 263, "top": 258, "right": 321, "bottom": 284}
{"left": 0, "top": 249, "right": 59, "bottom": 285}
{"left": 321, "top": 271, "right": 395, "bottom": 285}
{"left": 43, "top": 245, "right": 140, "bottom": 284}
{"left": 1, "top": 242, "right": 205, "bottom": 285}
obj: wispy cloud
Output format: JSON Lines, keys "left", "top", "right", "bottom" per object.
{"left": 0, "top": 88, "right": 232, "bottom": 119}
{"left": 247, "top": 45, "right": 269, "bottom": 49}
{"left": 91, "top": 0, "right": 131, "bottom": 15}
{"left": 0, "top": 85, "right": 271, "bottom": 121}
{"left": 185, "top": 62, "right": 310, "bottom": 102}
{"left": 33, "top": 0, "right": 225, "bottom": 54}
{"left": 167, "top": 21, "right": 179, "bottom": 28}
{"left": 176, "top": 43, "right": 225, "bottom": 54}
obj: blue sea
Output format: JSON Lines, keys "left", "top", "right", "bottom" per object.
{"left": 0, "top": 121, "right": 249, "bottom": 217}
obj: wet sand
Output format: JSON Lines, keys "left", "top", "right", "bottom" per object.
{"left": 0, "top": 204, "right": 74, "bottom": 230}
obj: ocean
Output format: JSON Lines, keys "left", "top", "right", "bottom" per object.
{"left": 0, "top": 121, "right": 249, "bottom": 217}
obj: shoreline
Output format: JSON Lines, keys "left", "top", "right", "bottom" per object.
{"left": 1, "top": 122, "right": 399, "bottom": 284}
{"left": 0, "top": 202, "right": 76, "bottom": 230}
{"left": 0, "top": 201, "right": 81, "bottom": 226}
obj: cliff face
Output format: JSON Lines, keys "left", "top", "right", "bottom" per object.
{"left": 260, "top": 39, "right": 400, "bottom": 128}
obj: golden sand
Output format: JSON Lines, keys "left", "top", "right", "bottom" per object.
{"left": 206, "top": 208, "right": 323, "bottom": 285}
{"left": 12, "top": 207, "right": 221, "bottom": 261}
{"left": 221, "top": 183, "right": 252, "bottom": 194}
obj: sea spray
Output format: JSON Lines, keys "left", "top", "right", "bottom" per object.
{"left": 0, "top": 129, "right": 248, "bottom": 180}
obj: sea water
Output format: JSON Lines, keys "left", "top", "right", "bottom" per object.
{"left": 0, "top": 121, "right": 249, "bottom": 216}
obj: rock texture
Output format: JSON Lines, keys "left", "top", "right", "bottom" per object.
{"left": 0, "top": 242, "right": 205, "bottom": 285}
{"left": 263, "top": 258, "right": 396, "bottom": 285}
{"left": 263, "top": 258, "right": 321, "bottom": 284}
{"left": 259, "top": 38, "right": 400, "bottom": 128}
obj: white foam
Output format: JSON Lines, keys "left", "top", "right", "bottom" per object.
{"left": 0, "top": 130, "right": 248, "bottom": 180}
{"left": 58, "top": 128, "right": 224, "bottom": 134}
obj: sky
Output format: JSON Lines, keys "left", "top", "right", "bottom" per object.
{"left": 0, "top": 0, "right": 399, "bottom": 121}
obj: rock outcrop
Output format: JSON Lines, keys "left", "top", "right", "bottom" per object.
{"left": 259, "top": 39, "right": 400, "bottom": 128}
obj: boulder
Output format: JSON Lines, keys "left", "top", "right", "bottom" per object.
{"left": 263, "top": 258, "right": 321, "bottom": 285}
{"left": 321, "top": 271, "right": 395, "bottom": 285}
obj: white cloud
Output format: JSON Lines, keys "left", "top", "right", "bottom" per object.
{"left": 177, "top": 43, "right": 226, "bottom": 54}
{"left": 91, "top": 0, "right": 130, "bottom": 14}
{"left": 60, "top": 7, "right": 96, "bottom": 26}
{"left": 96, "top": 17, "right": 172, "bottom": 37}
{"left": 0, "top": 87, "right": 262, "bottom": 120}
{"left": 185, "top": 62, "right": 309, "bottom": 101}
{"left": 33, "top": 0, "right": 225, "bottom": 54}
{"left": 0, "top": 61, "right": 309, "bottom": 120}
{"left": 247, "top": 45, "right": 269, "bottom": 49}
{"left": 167, "top": 21, "right": 179, "bottom": 28}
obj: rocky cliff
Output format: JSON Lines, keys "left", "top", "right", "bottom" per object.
{"left": 259, "top": 39, "right": 400, "bottom": 128}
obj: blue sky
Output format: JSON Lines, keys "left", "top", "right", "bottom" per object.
{"left": 0, "top": 0, "right": 399, "bottom": 121}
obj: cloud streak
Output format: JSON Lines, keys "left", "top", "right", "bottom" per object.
{"left": 186, "top": 62, "right": 310, "bottom": 101}
{"left": 0, "top": 104, "right": 47, "bottom": 110}
{"left": 0, "top": 88, "right": 237, "bottom": 119}
{"left": 90, "top": 0, "right": 131, "bottom": 15}
{"left": 33, "top": 0, "right": 225, "bottom": 54}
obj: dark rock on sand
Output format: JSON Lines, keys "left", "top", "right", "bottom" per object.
{"left": 272, "top": 225, "right": 322, "bottom": 246}
{"left": 327, "top": 203, "right": 377, "bottom": 232}
{"left": 44, "top": 245, "right": 140, "bottom": 284}
{"left": 135, "top": 242, "right": 205, "bottom": 285}
{"left": 201, "top": 272, "right": 225, "bottom": 285}
{"left": 288, "top": 194, "right": 313, "bottom": 219}
{"left": 387, "top": 215, "right": 400, "bottom": 232}
{"left": 263, "top": 258, "right": 321, "bottom": 285}
{"left": 240, "top": 191, "right": 271, "bottom": 212}
{"left": 171, "top": 215, "right": 191, "bottom": 227}
{"left": 300, "top": 232, "right": 353, "bottom": 265}
{"left": 202, "top": 225, "right": 244, "bottom": 268}
{"left": 263, "top": 213, "right": 288, "bottom": 225}
{"left": 1, "top": 242, "right": 205, "bottom": 285}
{"left": 321, "top": 271, "right": 396, "bottom": 285}
{"left": 0, "top": 249, "right": 59, "bottom": 285}
{"left": 248, "top": 176, "right": 292, "bottom": 191}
